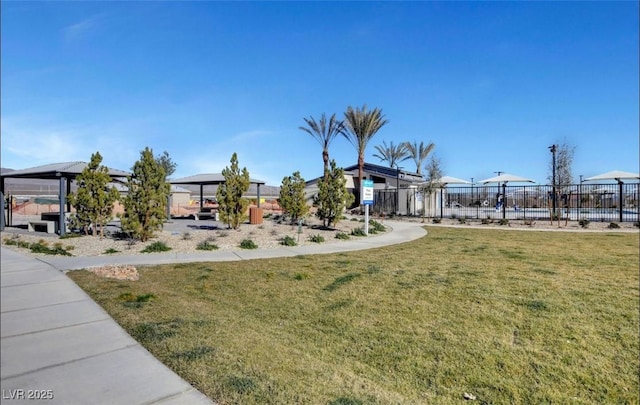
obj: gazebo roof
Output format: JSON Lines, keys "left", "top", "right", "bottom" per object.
{"left": 0, "top": 161, "right": 130, "bottom": 180}
{"left": 170, "top": 173, "right": 265, "bottom": 186}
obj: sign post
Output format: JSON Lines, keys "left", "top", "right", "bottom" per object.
{"left": 361, "top": 179, "right": 374, "bottom": 235}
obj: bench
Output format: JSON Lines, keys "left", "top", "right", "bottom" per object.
{"left": 28, "top": 220, "right": 57, "bottom": 234}
{"left": 193, "top": 211, "right": 219, "bottom": 221}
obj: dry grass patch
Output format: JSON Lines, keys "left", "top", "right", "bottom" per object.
{"left": 68, "top": 227, "right": 639, "bottom": 404}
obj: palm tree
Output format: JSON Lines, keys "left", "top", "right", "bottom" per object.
{"left": 373, "top": 141, "right": 409, "bottom": 169}
{"left": 341, "top": 105, "right": 389, "bottom": 200}
{"left": 299, "top": 113, "right": 344, "bottom": 179}
{"left": 404, "top": 140, "right": 435, "bottom": 176}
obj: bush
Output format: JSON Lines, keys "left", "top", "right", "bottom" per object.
{"left": 368, "top": 219, "right": 386, "bottom": 232}
{"left": 351, "top": 227, "right": 366, "bottom": 237}
{"left": 308, "top": 234, "right": 325, "bottom": 243}
{"left": 458, "top": 217, "right": 466, "bottom": 224}
{"left": 481, "top": 218, "right": 492, "bottom": 225}
{"left": 335, "top": 232, "right": 350, "bottom": 240}
{"left": 182, "top": 232, "right": 192, "bottom": 241}
{"left": 104, "top": 248, "right": 120, "bottom": 254}
{"left": 280, "top": 235, "right": 297, "bottom": 246}
{"left": 29, "top": 240, "right": 73, "bottom": 256}
{"left": 607, "top": 222, "right": 620, "bottom": 229}
{"left": 240, "top": 239, "right": 258, "bottom": 249}
{"left": 141, "top": 241, "right": 171, "bottom": 253}
{"left": 432, "top": 218, "right": 442, "bottom": 224}
{"left": 498, "top": 219, "right": 509, "bottom": 226}
{"left": 634, "top": 221, "right": 640, "bottom": 228}
{"left": 196, "top": 241, "right": 219, "bottom": 251}
{"left": 578, "top": 219, "right": 590, "bottom": 229}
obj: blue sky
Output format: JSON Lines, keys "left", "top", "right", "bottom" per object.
{"left": 2, "top": 1, "right": 638, "bottom": 186}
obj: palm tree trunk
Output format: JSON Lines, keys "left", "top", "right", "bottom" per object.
{"left": 323, "top": 150, "right": 329, "bottom": 180}
{"left": 357, "top": 154, "right": 365, "bottom": 208}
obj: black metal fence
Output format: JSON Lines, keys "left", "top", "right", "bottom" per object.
{"left": 434, "top": 183, "right": 639, "bottom": 223}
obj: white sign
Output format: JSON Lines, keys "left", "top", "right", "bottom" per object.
{"left": 361, "top": 179, "right": 374, "bottom": 205}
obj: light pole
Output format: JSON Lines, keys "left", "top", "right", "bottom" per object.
{"left": 549, "top": 145, "right": 557, "bottom": 217}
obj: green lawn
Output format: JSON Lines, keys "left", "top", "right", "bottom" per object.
{"left": 69, "top": 227, "right": 639, "bottom": 404}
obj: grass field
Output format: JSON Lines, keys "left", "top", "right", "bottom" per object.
{"left": 68, "top": 227, "right": 639, "bottom": 404}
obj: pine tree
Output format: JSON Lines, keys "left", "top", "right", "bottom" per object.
{"left": 156, "top": 150, "right": 177, "bottom": 178}
{"left": 216, "top": 153, "right": 251, "bottom": 230}
{"left": 68, "top": 152, "right": 119, "bottom": 236}
{"left": 121, "top": 147, "right": 170, "bottom": 241}
{"left": 279, "top": 171, "right": 309, "bottom": 224}
{"left": 313, "top": 160, "right": 354, "bottom": 228}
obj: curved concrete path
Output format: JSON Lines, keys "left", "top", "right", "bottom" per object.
{"left": 1, "top": 220, "right": 426, "bottom": 404}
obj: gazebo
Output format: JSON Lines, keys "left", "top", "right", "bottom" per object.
{"left": 0, "top": 162, "right": 130, "bottom": 235}
{"left": 170, "top": 173, "right": 266, "bottom": 209}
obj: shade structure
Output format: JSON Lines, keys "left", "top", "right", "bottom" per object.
{"left": 170, "top": 173, "right": 266, "bottom": 209}
{"left": 0, "top": 161, "right": 130, "bottom": 181}
{"left": 479, "top": 173, "right": 535, "bottom": 184}
{"left": 584, "top": 170, "right": 640, "bottom": 183}
{"left": 0, "top": 162, "right": 131, "bottom": 235}
{"left": 584, "top": 171, "right": 639, "bottom": 222}
{"left": 436, "top": 175, "right": 472, "bottom": 185}
{"left": 416, "top": 175, "right": 471, "bottom": 187}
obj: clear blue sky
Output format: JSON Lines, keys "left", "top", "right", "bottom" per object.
{"left": 2, "top": 1, "right": 638, "bottom": 186}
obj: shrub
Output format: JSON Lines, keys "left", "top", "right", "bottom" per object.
{"left": 432, "top": 218, "right": 442, "bottom": 224}
{"left": 280, "top": 235, "right": 297, "bottom": 246}
{"left": 335, "top": 232, "right": 350, "bottom": 240}
{"left": 141, "top": 241, "right": 171, "bottom": 253}
{"left": 368, "top": 219, "right": 386, "bottom": 232}
{"left": 218, "top": 230, "right": 230, "bottom": 238}
{"left": 308, "top": 234, "right": 325, "bottom": 243}
{"left": 351, "top": 227, "right": 366, "bottom": 237}
{"left": 578, "top": 219, "right": 590, "bottom": 229}
{"left": 458, "top": 217, "right": 466, "bottom": 224}
{"left": 28, "top": 240, "right": 73, "bottom": 256}
{"left": 294, "top": 273, "right": 309, "bottom": 280}
{"left": 240, "top": 239, "right": 258, "bottom": 249}
{"left": 481, "top": 218, "right": 492, "bottom": 225}
{"left": 196, "top": 241, "right": 219, "bottom": 251}
{"left": 634, "top": 221, "right": 640, "bottom": 228}
{"left": 104, "top": 248, "right": 119, "bottom": 254}
{"left": 182, "top": 232, "right": 192, "bottom": 241}
{"left": 607, "top": 222, "right": 620, "bottom": 229}
{"left": 498, "top": 219, "right": 509, "bottom": 226}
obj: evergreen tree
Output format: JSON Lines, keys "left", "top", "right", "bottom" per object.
{"left": 313, "top": 160, "right": 354, "bottom": 228}
{"left": 156, "top": 150, "right": 177, "bottom": 178}
{"left": 279, "top": 171, "right": 309, "bottom": 224}
{"left": 121, "top": 147, "right": 170, "bottom": 241}
{"left": 216, "top": 153, "right": 251, "bottom": 230}
{"left": 68, "top": 152, "right": 119, "bottom": 236}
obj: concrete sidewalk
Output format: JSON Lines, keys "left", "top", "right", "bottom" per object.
{"left": 1, "top": 220, "right": 426, "bottom": 404}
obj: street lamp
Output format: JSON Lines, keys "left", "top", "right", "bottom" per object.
{"left": 549, "top": 145, "right": 557, "bottom": 217}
